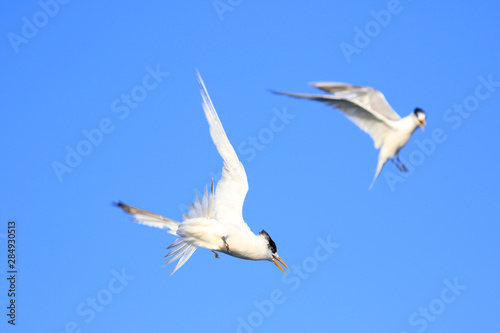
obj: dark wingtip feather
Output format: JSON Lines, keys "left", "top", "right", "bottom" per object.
{"left": 113, "top": 201, "right": 132, "bottom": 214}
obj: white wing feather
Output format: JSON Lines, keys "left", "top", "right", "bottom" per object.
{"left": 312, "top": 82, "right": 401, "bottom": 121}
{"left": 197, "top": 71, "right": 251, "bottom": 232}
{"left": 272, "top": 87, "right": 398, "bottom": 149}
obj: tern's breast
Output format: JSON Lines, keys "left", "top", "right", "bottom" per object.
{"left": 177, "top": 218, "right": 267, "bottom": 260}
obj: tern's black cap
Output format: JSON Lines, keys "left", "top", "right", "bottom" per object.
{"left": 259, "top": 230, "right": 277, "bottom": 253}
{"left": 414, "top": 107, "right": 425, "bottom": 115}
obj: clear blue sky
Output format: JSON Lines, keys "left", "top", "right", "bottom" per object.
{"left": 2, "top": 1, "right": 499, "bottom": 332}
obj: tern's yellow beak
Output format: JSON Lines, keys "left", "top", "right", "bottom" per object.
{"left": 418, "top": 118, "right": 426, "bottom": 131}
{"left": 272, "top": 255, "right": 289, "bottom": 274}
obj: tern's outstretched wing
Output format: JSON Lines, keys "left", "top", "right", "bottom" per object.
{"left": 272, "top": 87, "right": 397, "bottom": 149}
{"left": 312, "top": 82, "right": 401, "bottom": 122}
{"left": 197, "top": 71, "right": 251, "bottom": 232}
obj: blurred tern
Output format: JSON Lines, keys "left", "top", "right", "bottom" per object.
{"left": 273, "top": 82, "right": 426, "bottom": 188}
{"left": 116, "top": 72, "right": 288, "bottom": 276}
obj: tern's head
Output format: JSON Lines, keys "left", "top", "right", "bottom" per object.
{"left": 259, "top": 230, "right": 288, "bottom": 274}
{"left": 414, "top": 108, "right": 426, "bottom": 131}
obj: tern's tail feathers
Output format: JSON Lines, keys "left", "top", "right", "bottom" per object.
{"left": 369, "top": 157, "right": 386, "bottom": 190}
{"left": 164, "top": 238, "right": 197, "bottom": 276}
{"left": 115, "top": 202, "right": 180, "bottom": 235}
{"left": 162, "top": 180, "right": 214, "bottom": 276}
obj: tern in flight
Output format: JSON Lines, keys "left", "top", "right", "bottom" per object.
{"left": 273, "top": 82, "right": 426, "bottom": 188}
{"left": 116, "top": 72, "right": 288, "bottom": 276}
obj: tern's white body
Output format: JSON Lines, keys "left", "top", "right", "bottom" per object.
{"left": 374, "top": 114, "right": 421, "bottom": 177}
{"left": 176, "top": 217, "right": 271, "bottom": 260}
{"left": 273, "top": 82, "right": 426, "bottom": 188}
{"left": 117, "top": 72, "right": 287, "bottom": 275}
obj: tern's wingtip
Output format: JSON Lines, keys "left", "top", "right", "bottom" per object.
{"left": 113, "top": 201, "right": 126, "bottom": 209}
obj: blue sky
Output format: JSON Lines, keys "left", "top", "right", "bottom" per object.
{"left": 2, "top": 1, "right": 499, "bottom": 332}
